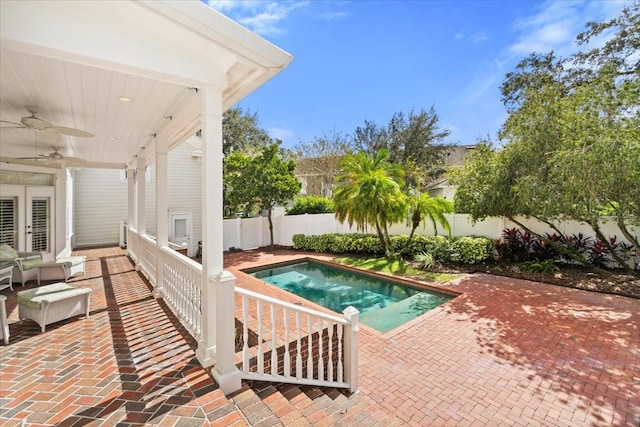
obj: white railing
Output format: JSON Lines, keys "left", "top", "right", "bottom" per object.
{"left": 160, "top": 247, "right": 203, "bottom": 338}
{"left": 138, "top": 234, "right": 157, "bottom": 286}
{"left": 235, "top": 287, "right": 359, "bottom": 392}
{"left": 119, "top": 220, "right": 127, "bottom": 248}
{"left": 127, "top": 228, "right": 139, "bottom": 263}
{"left": 126, "top": 227, "right": 359, "bottom": 393}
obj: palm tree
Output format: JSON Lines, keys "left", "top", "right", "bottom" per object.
{"left": 402, "top": 192, "right": 453, "bottom": 254}
{"left": 333, "top": 149, "right": 407, "bottom": 257}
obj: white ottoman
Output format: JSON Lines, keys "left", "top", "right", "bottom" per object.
{"left": 18, "top": 283, "right": 92, "bottom": 332}
{"left": 37, "top": 256, "right": 86, "bottom": 284}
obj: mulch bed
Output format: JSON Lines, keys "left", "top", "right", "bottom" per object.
{"left": 436, "top": 262, "right": 640, "bottom": 299}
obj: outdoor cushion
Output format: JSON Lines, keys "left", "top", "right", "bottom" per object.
{"left": 39, "top": 256, "right": 85, "bottom": 268}
{"left": 20, "top": 258, "right": 44, "bottom": 271}
{"left": 17, "top": 283, "right": 87, "bottom": 309}
{"left": 0, "top": 244, "right": 19, "bottom": 260}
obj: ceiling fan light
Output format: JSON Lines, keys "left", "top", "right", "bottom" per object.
{"left": 22, "top": 116, "right": 51, "bottom": 130}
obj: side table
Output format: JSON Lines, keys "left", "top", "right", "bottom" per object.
{"left": 0, "top": 265, "right": 13, "bottom": 292}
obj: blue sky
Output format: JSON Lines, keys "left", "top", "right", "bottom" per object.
{"left": 205, "top": 0, "right": 629, "bottom": 148}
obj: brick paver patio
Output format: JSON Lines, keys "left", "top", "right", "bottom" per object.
{"left": 0, "top": 247, "right": 638, "bottom": 426}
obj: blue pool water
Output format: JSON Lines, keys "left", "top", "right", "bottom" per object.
{"left": 246, "top": 260, "right": 454, "bottom": 333}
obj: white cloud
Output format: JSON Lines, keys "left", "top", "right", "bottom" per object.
{"left": 463, "top": 1, "right": 627, "bottom": 103}
{"left": 454, "top": 33, "right": 464, "bottom": 40}
{"left": 319, "top": 11, "right": 348, "bottom": 21}
{"left": 510, "top": 21, "right": 574, "bottom": 54}
{"left": 508, "top": 0, "right": 629, "bottom": 56}
{"left": 268, "top": 127, "right": 296, "bottom": 142}
{"left": 459, "top": 72, "right": 501, "bottom": 106}
{"left": 204, "top": 0, "right": 309, "bottom": 36}
{"left": 470, "top": 31, "right": 489, "bottom": 44}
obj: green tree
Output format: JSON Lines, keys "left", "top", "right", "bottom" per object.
{"left": 404, "top": 193, "right": 453, "bottom": 246}
{"left": 222, "top": 107, "right": 271, "bottom": 155}
{"left": 353, "top": 107, "right": 451, "bottom": 188}
{"left": 287, "top": 195, "right": 334, "bottom": 215}
{"left": 452, "top": 2, "right": 639, "bottom": 274}
{"left": 292, "top": 128, "right": 354, "bottom": 197}
{"left": 333, "top": 149, "right": 408, "bottom": 257}
{"left": 224, "top": 142, "right": 301, "bottom": 247}
{"left": 223, "top": 152, "right": 253, "bottom": 217}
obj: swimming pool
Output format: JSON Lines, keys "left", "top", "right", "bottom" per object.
{"left": 246, "top": 260, "right": 454, "bottom": 333}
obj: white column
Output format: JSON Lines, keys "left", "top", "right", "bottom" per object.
{"left": 127, "top": 168, "right": 135, "bottom": 254}
{"left": 127, "top": 168, "right": 136, "bottom": 229}
{"left": 343, "top": 306, "right": 360, "bottom": 393}
{"left": 155, "top": 138, "right": 169, "bottom": 298}
{"left": 196, "top": 86, "right": 241, "bottom": 393}
{"left": 136, "top": 158, "right": 146, "bottom": 236}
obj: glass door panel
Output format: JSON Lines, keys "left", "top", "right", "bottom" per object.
{"left": 30, "top": 198, "right": 49, "bottom": 252}
{"left": 0, "top": 197, "right": 18, "bottom": 247}
{"left": 26, "top": 187, "right": 54, "bottom": 256}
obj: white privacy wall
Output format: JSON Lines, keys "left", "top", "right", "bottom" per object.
{"left": 221, "top": 213, "right": 638, "bottom": 251}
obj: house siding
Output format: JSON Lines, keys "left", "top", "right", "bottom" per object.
{"left": 73, "top": 139, "right": 202, "bottom": 254}
{"left": 144, "top": 141, "right": 203, "bottom": 255}
{"left": 73, "top": 169, "right": 127, "bottom": 247}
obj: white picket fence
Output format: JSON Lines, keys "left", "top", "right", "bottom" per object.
{"left": 222, "top": 213, "right": 638, "bottom": 251}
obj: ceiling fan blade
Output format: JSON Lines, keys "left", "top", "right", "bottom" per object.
{"left": 0, "top": 119, "right": 25, "bottom": 126}
{"left": 0, "top": 156, "right": 62, "bottom": 169}
{"left": 60, "top": 157, "right": 88, "bottom": 166}
{"left": 68, "top": 160, "right": 127, "bottom": 169}
{"left": 44, "top": 126, "right": 94, "bottom": 137}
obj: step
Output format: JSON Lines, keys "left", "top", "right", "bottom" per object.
{"left": 229, "top": 380, "right": 401, "bottom": 426}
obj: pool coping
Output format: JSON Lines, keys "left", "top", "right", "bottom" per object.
{"left": 239, "top": 256, "right": 464, "bottom": 336}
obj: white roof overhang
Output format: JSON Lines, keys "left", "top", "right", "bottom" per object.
{"left": 0, "top": 0, "right": 292, "bottom": 168}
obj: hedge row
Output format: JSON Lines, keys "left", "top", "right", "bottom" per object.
{"left": 292, "top": 233, "right": 493, "bottom": 264}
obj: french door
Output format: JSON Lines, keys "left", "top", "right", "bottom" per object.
{"left": 0, "top": 185, "right": 54, "bottom": 257}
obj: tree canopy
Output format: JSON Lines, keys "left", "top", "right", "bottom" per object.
{"left": 292, "top": 128, "right": 354, "bottom": 197}
{"left": 222, "top": 107, "right": 271, "bottom": 155}
{"left": 224, "top": 142, "right": 301, "bottom": 246}
{"left": 333, "top": 149, "right": 408, "bottom": 257}
{"left": 450, "top": 2, "right": 639, "bottom": 274}
{"left": 353, "top": 107, "right": 452, "bottom": 188}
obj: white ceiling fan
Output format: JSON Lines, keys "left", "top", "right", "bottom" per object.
{"left": 16, "top": 147, "right": 88, "bottom": 166}
{"left": 0, "top": 106, "right": 94, "bottom": 137}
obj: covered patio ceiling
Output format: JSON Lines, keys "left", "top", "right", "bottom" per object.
{"left": 0, "top": 1, "right": 292, "bottom": 169}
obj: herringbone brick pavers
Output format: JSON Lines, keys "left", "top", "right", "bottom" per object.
{"left": 1, "top": 246, "right": 638, "bottom": 426}
{"left": 0, "top": 248, "right": 237, "bottom": 426}
{"left": 224, "top": 249, "right": 639, "bottom": 427}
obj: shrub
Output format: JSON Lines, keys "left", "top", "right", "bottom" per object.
{"left": 564, "top": 232, "right": 592, "bottom": 261}
{"left": 520, "top": 259, "right": 559, "bottom": 274}
{"left": 495, "top": 228, "right": 535, "bottom": 262}
{"left": 292, "top": 233, "right": 384, "bottom": 255}
{"left": 287, "top": 196, "right": 334, "bottom": 215}
{"left": 414, "top": 252, "right": 437, "bottom": 270}
{"left": 450, "top": 236, "right": 493, "bottom": 264}
{"left": 531, "top": 233, "right": 564, "bottom": 260}
{"left": 588, "top": 236, "right": 631, "bottom": 268}
{"left": 292, "top": 233, "right": 492, "bottom": 264}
